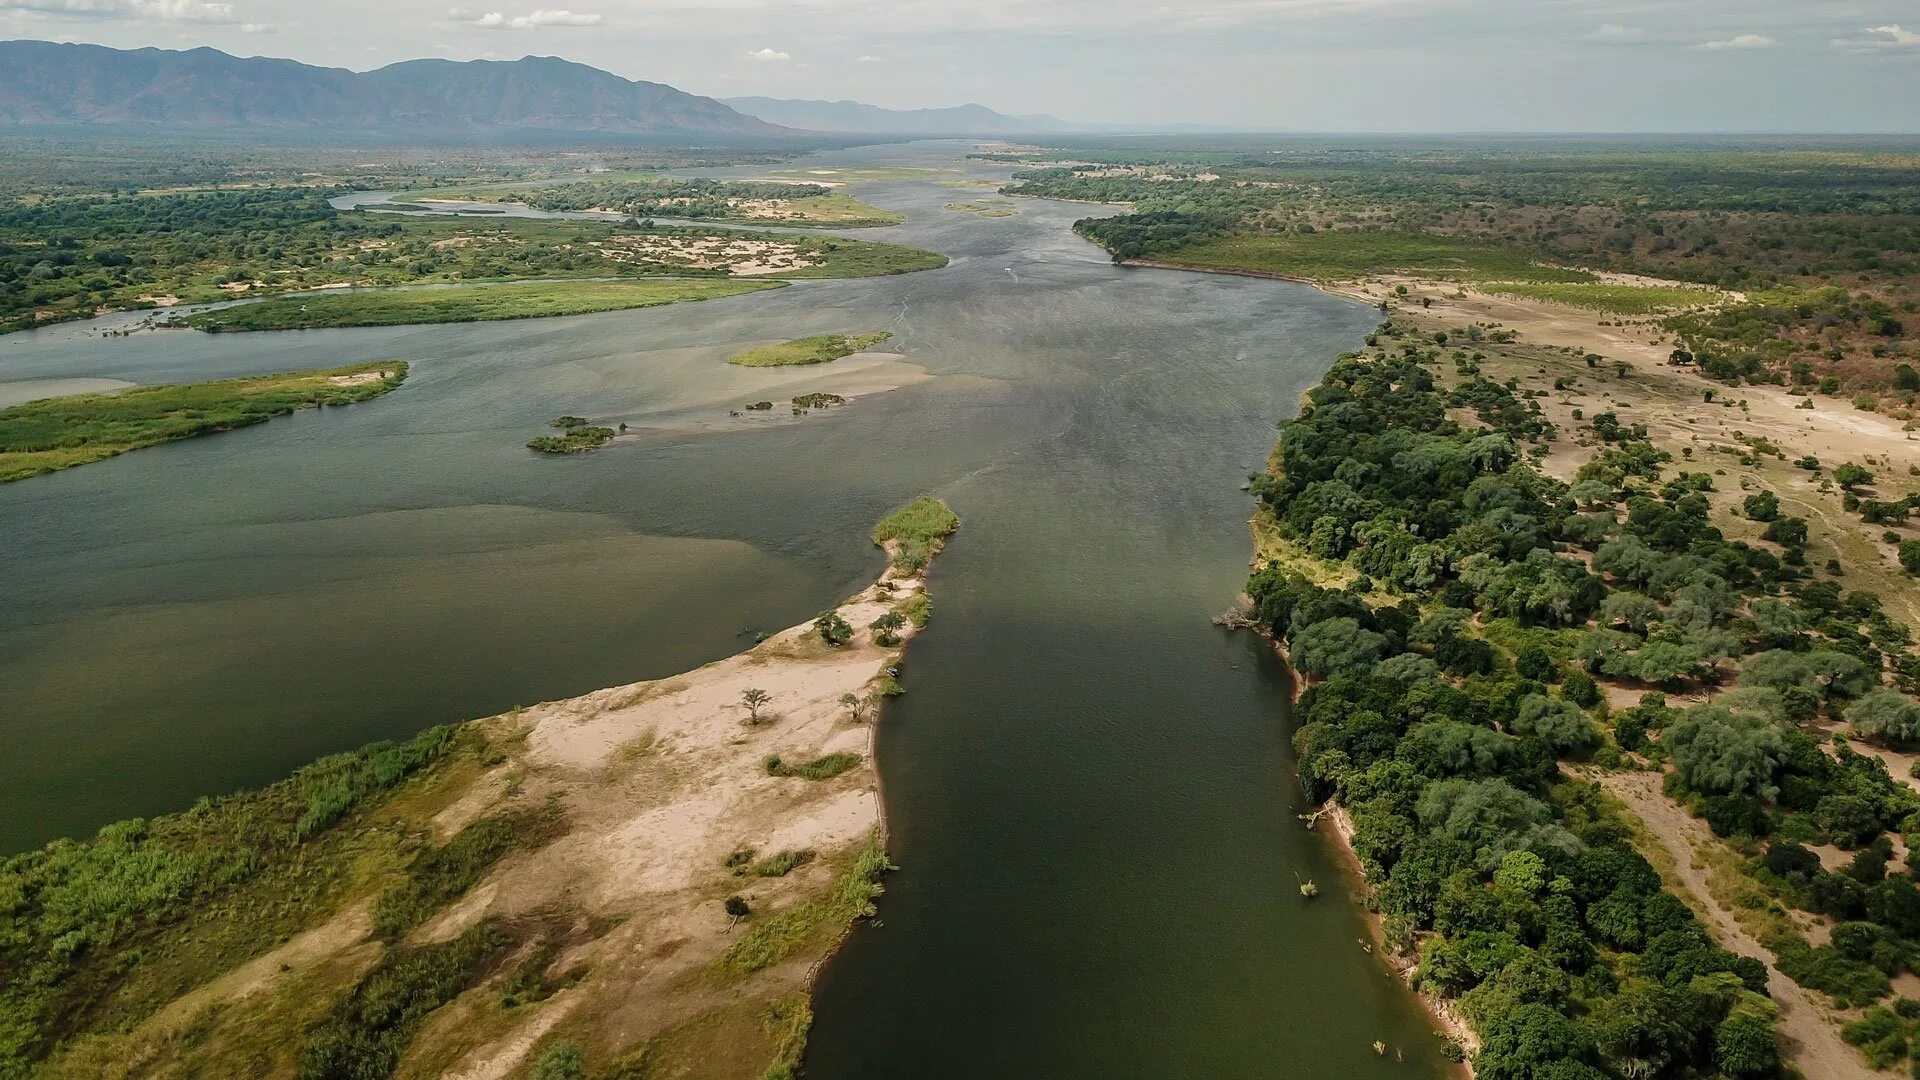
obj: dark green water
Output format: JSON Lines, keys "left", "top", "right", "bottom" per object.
{"left": 0, "top": 143, "right": 1443, "bottom": 1076}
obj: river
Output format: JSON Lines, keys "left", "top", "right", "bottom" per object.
{"left": 0, "top": 141, "right": 1443, "bottom": 1077}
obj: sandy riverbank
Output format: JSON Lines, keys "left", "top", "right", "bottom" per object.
{"left": 44, "top": 512, "right": 954, "bottom": 1080}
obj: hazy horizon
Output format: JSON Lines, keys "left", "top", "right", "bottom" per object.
{"left": 1, "top": 1, "right": 1918, "bottom": 133}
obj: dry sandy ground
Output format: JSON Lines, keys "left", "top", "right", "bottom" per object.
{"left": 64, "top": 546, "right": 937, "bottom": 1079}
{"left": 591, "top": 234, "right": 823, "bottom": 276}
{"left": 1598, "top": 772, "right": 1869, "bottom": 1080}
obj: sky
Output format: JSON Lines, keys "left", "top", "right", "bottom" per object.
{"left": 2, "top": 0, "right": 1919, "bottom": 132}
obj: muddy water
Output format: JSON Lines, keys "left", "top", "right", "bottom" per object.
{"left": 0, "top": 142, "right": 1443, "bottom": 1077}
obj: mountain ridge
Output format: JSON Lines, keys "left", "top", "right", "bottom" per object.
{"left": 721, "top": 96, "right": 1064, "bottom": 135}
{"left": 0, "top": 40, "right": 790, "bottom": 137}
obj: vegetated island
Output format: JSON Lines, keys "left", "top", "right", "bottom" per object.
{"left": 0, "top": 360, "right": 406, "bottom": 483}
{"left": 527, "top": 414, "right": 621, "bottom": 454}
{"left": 946, "top": 200, "right": 1018, "bottom": 218}
{"left": 405, "top": 175, "right": 906, "bottom": 228}
{"left": 0, "top": 498, "right": 957, "bottom": 1080}
{"left": 728, "top": 331, "right": 893, "bottom": 367}
{"left": 179, "top": 279, "right": 779, "bottom": 333}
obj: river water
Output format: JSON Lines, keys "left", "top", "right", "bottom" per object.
{"left": 0, "top": 142, "right": 1442, "bottom": 1077}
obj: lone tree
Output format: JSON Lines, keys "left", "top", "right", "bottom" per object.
{"left": 870, "top": 611, "right": 907, "bottom": 647}
{"left": 815, "top": 611, "right": 853, "bottom": 646}
{"left": 840, "top": 691, "right": 870, "bottom": 723}
{"left": 740, "top": 687, "right": 771, "bottom": 724}
{"left": 724, "top": 895, "right": 750, "bottom": 928}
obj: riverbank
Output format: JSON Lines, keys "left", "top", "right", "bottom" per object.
{"left": 13, "top": 500, "right": 956, "bottom": 1080}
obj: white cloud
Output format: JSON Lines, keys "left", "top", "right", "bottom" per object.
{"left": 857, "top": 54, "right": 883, "bottom": 63}
{"left": 1587, "top": 23, "right": 1644, "bottom": 45}
{"left": 462, "top": 7, "right": 601, "bottom": 29}
{"left": 1693, "top": 33, "right": 1775, "bottom": 51}
{"left": 746, "top": 46, "right": 789, "bottom": 61}
{"left": 0, "top": 0, "right": 240, "bottom": 21}
{"left": 1832, "top": 25, "right": 1920, "bottom": 53}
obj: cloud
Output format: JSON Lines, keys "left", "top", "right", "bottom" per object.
{"left": 459, "top": 7, "right": 601, "bottom": 29}
{"left": 0, "top": 0, "right": 240, "bottom": 21}
{"left": 1832, "top": 25, "right": 1920, "bottom": 54}
{"left": 857, "top": 54, "right": 883, "bottom": 63}
{"left": 1692, "top": 33, "right": 1774, "bottom": 51}
{"left": 1586, "top": 23, "right": 1644, "bottom": 45}
{"left": 746, "top": 46, "right": 789, "bottom": 61}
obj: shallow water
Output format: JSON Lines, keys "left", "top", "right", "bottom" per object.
{"left": 0, "top": 141, "right": 1442, "bottom": 1077}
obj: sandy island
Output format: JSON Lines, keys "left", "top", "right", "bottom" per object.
{"left": 50, "top": 513, "right": 954, "bottom": 1079}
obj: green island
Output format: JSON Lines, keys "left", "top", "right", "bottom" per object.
{"left": 405, "top": 174, "right": 905, "bottom": 228}
{"left": 527, "top": 415, "right": 619, "bottom": 454}
{"left": 180, "top": 279, "right": 777, "bottom": 333}
{"left": 0, "top": 360, "right": 406, "bottom": 482}
{"left": 0, "top": 499, "right": 956, "bottom": 1080}
{"left": 727, "top": 331, "right": 893, "bottom": 367}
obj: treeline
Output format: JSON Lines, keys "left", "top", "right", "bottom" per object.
{"left": 1252, "top": 322, "right": 1920, "bottom": 1076}
{"left": 517, "top": 177, "right": 831, "bottom": 220}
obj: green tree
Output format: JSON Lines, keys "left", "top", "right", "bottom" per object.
{"left": 1834, "top": 462, "right": 1875, "bottom": 490}
{"left": 1664, "top": 706, "right": 1785, "bottom": 799}
{"left": 869, "top": 610, "right": 907, "bottom": 647}
{"left": 1290, "top": 617, "right": 1386, "bottom": 679}
{"left": 1846, "top": 690, "right": 1920, "bottom": 746}
{"left": 814, "top": 611, "right": 854, "bottom": 646}
{"left": 740, "top": 687, "right": 771, "bottom": 725}
{"left": 1741, "top": 490, "right": 1780, "bottom": 521}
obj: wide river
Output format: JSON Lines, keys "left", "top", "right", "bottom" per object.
{"left": 0, "top": 142, "right": 1443, "bottom": 1077}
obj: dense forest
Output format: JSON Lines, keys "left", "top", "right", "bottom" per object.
{"left": 1249, "top": 321, "right": 1920, "bottom": 1076}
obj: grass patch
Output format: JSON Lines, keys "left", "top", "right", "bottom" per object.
{"left": 0, "top": 361, "right": 406, "bottom": 483}
{"left": 1156, "top": 230, "right": 1594, "bottom": 284}
{"left": 0, "top": 724, "right": 476, "bottom": 1076}
{"left": 872, "top": 495, "right": 960, "bottom": 574}
{"left": 947, "top": 201, "right": 1018, "bottom": 218}
{"left": 294, "top": 923, "right": 512, "bottom": 1080}
{"left": 897, "top": 591, "right": 932, "bottom": 630}
{"left": 728, "top": 331, "right": 892, "bottom": 367}
{"left": 716, "top": 833, "right": 893, "bottom": 978}
{"left": 762, "top": 753, "right": 861, "bottom": 782}
{"left": 527, "top": 416, "right": 617, "bottom": 454}
{"left": 182, "top": 278, "right": 778, "bottom": 333}
{"left": 371, "top": 805, "right": 566, "bottom": 941}
{"left": 1479, "top": 281, "right": 1721, "bottom": 314}
{"left": 759, "top": 994, "right": 812, "bottom": 1080}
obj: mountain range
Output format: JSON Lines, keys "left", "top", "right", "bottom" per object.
{"left": 721, "top": 97, "right": 1065, "bottom": 135}
{"left": 0, "top": 41, "right": 787, "bottom": 137}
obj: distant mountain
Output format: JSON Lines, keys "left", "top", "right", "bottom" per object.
{"left": 722, "top": 97, "right": 1060, "bottom": 135}
{"left": 0, "top": 41, "right": 789, "bottom": 138}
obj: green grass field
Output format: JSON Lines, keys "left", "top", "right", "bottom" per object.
{"left": 1158, "top": 230, "right": 1595, "bottom": 284}
{"left": 772, "top": 238, "right": 947, "bottom": 280}
{"left": 728, "top": 331, "right": 893, "bottom": 367}
{"left": 1478, "top": 281, "right": 1723, "bottom": 314}
{"left": 0, "top": 360, "right": 407, "bottom": 482}
{"left": 182, "top": 279, "right": 780, "bottom": 333}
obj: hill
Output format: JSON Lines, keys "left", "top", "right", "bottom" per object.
{"left": 0, "top": 41, "right": 788, "bottom": 137}
{"left": 721, "top": 96, "right": 1061, "bottom": 134}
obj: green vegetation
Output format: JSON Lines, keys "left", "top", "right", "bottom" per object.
{"left": 872, "top": 495, "right": 961, "bottom": 575}
{"left": 1006, "top": 143, "right": 1920, "bottom": 389}
{"left": 0, "top": 723, "right": 474, "bottom": 1076}
{"left": 763, "top": 753, "right": 861, "bottom": 781}
{"left": 0, "top": 181, "right": 943, "bottom": 334}
{"left": 419, "top": 176, "right": 904, "bottom": 228}
{"left": 727, "top": 331, "right": 892, "bottom": 367}
{"left": 1480, "top": 282, "right": 1721, "bottom": 315}
{"left": 295, "top": 923, "right": 512, "bottom": 1080}
{"left": 716, "top": 833, "right": 892, "bottom": 978}
{"left": 1117, "top": 230, "right": 1592, "bottom": 284}
{"left": 0, "top": 360, "right": 406, "bottom": 483}
{"left": 947, "top": 201, "right": 1018, "bottom": 218}
{"left": 184, "top": 278, "right": 778, "bottom": 332}
{"left": 528, "top": 415, "right": 618, "bottom": 454}
{"left": 370, "top": 806, "right": 565, "bottom": 940}
{"left": 1247, "top": 323, "right": 1803, "bottom": 1078}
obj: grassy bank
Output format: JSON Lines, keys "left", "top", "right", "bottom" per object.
{"left": 728, "top": 331, "right": 892, "bottom": 367}
{"left": 1478, "top": 281, "right": 1722, "bottom": 314}
{"left": 0, "top": 360, "right": 406, "bottom": 482}
{"left": 181, "top": 279, "right": 778, "bottom": 333}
